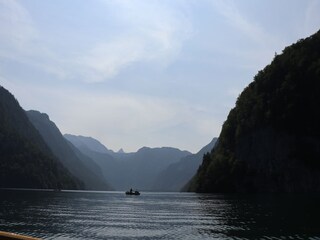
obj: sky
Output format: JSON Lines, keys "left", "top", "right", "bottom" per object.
{"left": 0, "top": 0, "right": 319, "bottom": 153}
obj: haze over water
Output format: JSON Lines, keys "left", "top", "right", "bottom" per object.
{"left": 0, "top": 190, "right": 319, "bottom": 239}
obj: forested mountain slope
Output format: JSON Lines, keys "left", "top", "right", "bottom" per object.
{"left": 0, "top": 86, "right": 81, "bottom": 189}
{"left": 27, "top": 111, "right": 112, "bottom": 190}
{"left": 189, "top": 30, "right": 320, "bottom": 193}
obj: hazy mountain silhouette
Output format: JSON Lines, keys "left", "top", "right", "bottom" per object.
{"left": 153, "top": 138, "right": 218, "bottom": 191}
{"left": 27, "top": 111, "right": 112, "bottom": 190}
{"left": 64, "top": 134, "right": 114, "bottom": 155}
{"left": 122, "top": 146, "right": 192, "bottom": 190}
{"left": 0, "top": 86, "right": 81, "bottom": 189}
{"left": 65, "top": 134, "right": 191, "bottom": 191}
{"left": 189, "top": 30, "right": 320, "bottom": 193}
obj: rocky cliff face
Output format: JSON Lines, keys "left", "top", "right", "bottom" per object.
{"left": 189, "top": 30, "right": 320, "bottom": 193}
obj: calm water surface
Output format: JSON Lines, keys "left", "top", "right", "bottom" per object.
{"left": 0, "top": 190, "right": 320, "bottom": 239}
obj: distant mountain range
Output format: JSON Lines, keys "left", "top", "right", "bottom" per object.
{"left": 65, "top": 134, "right": 200, "bottom": 191}
{"left": 0, "top": 84, "right": 215, "bottom": 191}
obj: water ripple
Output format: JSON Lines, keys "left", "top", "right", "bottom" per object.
{"left": 1, "top": 191, "right": 320, "bottom": 239}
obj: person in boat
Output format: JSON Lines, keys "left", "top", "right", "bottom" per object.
{"left": 130, "top": 188, "right": 133, "bottom": 194}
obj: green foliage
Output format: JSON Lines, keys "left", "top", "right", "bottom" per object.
{"left": 191, "top": 29, "right": 320, "bottom": 193}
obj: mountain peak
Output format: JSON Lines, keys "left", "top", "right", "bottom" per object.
{"left": 64, "top": 134, "right": 113, "bottom": 154}
{"left": 27, "top": 110, "right": 49, "bottom": 120}
{"left": 117, "top": 148, "right": 125, "bottom": 153}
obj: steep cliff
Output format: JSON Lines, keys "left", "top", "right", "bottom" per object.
{"left": 190, "top": 30, "right": 320, "bottom": 193}
{"left": 27, "top": 110, "right": 112, "bottom": 190}
{"left": 0, "top": 86, "right": 81, "bottom": 189}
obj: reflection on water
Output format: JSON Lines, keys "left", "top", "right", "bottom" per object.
{"left": 0, "top": 190, "right": 320, "bottom": 239}
{"left": 197, "top": 194, "right": 320, "bottom": 239}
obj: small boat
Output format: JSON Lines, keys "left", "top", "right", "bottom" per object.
{"left": 0, "top": 231, "right": 41, "bottom": 240}
{"left": 125, "top": 189, "right": 140, "bottom": 195}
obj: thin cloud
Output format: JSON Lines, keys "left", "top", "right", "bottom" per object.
{"left": 0, "top": 0, "right": 69, "bottom": 80}
{"left": 79, "top": 0, "right": 193, "bottom": 82}
{"left": 2, "top": 0, "right": 318, "bottom": 153}
{"left": 0, "top": 0, "right": 37, "bottom": 56}
{"left": 0, "top": 0, "right": 193, "bottom": 83}
{"left": 210, "top": 0, "right": 279, "bottom": 47}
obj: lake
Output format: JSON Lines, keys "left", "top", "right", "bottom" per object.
{"left": 0, "top": 190, "right": 320, "bottom": 239}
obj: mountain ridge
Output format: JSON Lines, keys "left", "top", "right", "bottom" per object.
{"left": 65, "top": 134, "right": 193, "bottom": 191}
{"left": 0, "top": 86, "right": 81, "bottom": 189}
{"left": 152, "top": 137, "right": 218, "bottom": 191}
{"left": 27, "top": 110, "right": 112, "bottom": 190}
